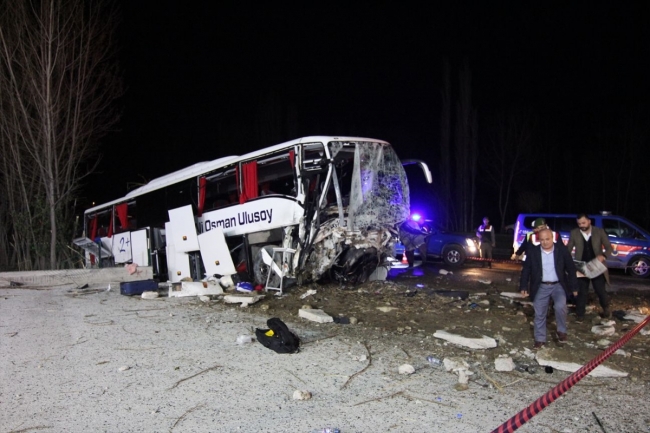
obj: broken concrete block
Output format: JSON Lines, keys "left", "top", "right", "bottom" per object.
{"left": 500, "top": 292, "right": 526, "bottom": 299}
{"left": 494, "top": 355, "right": 515, "bottom": 372}
{"left": 398, "top": 364, "right": 415, "bottom": 375}
{"left": 457, "top": 368, "right": 472, "bottom": 384}
{"left": 298, "top": 308, "right": 333, "bottom": 323}
{"left": 376, "top": 306, "right": 398, "bottom": 313}
{"left": 169, "top": 280, "right": 224, "bottom": 298}
{"left": 536, "top": 348, "right": 628, "bottom": 377}
{"left": 141, "top": 291, "right": 159, "bottom": 299}
{"left": 439, "top": 269, "right": 452, "bottom": 275}
{"left": 596, "top": 339, "right": 611, "bottom": 347}
{"left": 433, "top": 330, "right": 497, "bottom": 349}
{"left": 591, "top": 325, "right": 615, "bottom": 336}
{"left": 292, "top": 390, "right": 312, "bottom": 400}
{"left": 223, "top": 294, "right": 264, "bottom": 306}
{"left": 619, "top": 311, "right": 642, "bottom": 322}
{"left": 299, "top": 289, "right": 317, "bottom": 299}
{"left": 443, "top": 357, "right": 469, "bottom": 372}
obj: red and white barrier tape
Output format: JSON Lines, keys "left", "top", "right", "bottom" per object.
{"left": 490, "top": 313, "right": 650, "bottom": 433}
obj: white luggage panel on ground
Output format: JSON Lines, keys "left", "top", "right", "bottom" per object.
{"left": 168, "top": 205, "right": 200, "bottom": 253}
{"left": 198, "top": 228, "right": 236, "bottom": 277}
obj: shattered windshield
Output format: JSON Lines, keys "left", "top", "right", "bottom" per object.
{"left": 330, "top": 141, "right": 410, "bottom": 231}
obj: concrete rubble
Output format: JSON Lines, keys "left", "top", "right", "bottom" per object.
{"left": 223, "top": 294, "right": 264, "bottom": 307}
{"left": 398, "top": 364, "right": 415, "bottom": 375}
{"left": 298, "top": 308, "right": 334, "bottom": 323}
{"left": 535, "top": 347, "right": 628, "bottom": 378}
{"left": 433, "top": 330, "right": 498, "bottom": 349}
{"left": 494, "top": 355, "right": 516, "bottom": 372}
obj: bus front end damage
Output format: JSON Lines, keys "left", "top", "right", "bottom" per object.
{"left": 297, "top": 140, "right": 410, "bottom": 285}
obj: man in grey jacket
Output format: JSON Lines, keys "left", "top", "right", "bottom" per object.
{"left": 566, "top": 213, "right": 614, "bottom": 321}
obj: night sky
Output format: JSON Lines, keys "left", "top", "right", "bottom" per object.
{"left": 91, "top": 2, "right": 650, "bottom": 227}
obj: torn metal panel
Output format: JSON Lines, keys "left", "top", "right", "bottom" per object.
{"left": 168, "top": 205, "right": 200, "bottom": 253}
{"left": 197, "top": 228, "right": 237, "bottom": 276}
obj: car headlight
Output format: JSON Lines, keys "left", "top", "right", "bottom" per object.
{"left": 466, "top": 238, "right": 477, "bottom": 252}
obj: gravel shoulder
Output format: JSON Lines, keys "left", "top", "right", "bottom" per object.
{"left": 2, "top": 271, "right": 650, "bottom": 433}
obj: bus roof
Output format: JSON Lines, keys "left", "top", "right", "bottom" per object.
{"left": 84, "top": 136, "right": 389, "bottom": 215}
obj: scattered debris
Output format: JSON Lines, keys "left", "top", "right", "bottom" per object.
{"left": 299, "top": 308, "right": 334, "bottom": 323}
{"left": 535, "top": 348, "right": 628, "bottom": 377}
{"left": 293, "top": 389, "right": 312, "bottom": 400}
{"left": 376, "top": 306, "right": 398, "bottom": 313}
{"left": 478, "top": 279, "right": 492, "bottom": 285}
{"left": 223, "top": 294, "right": 264, "bottom": 307}
{"left": 591, "top": 325, "right": 615, "bottom": 336}
{"left": 500, "top": 292, "right": 526, "bottom": 299}
{"left": 118, "top": 366, "right": 130, "bottom": 371}
{"left": 236, "top": 335, "right": 254, "bottom": 345}
{"left": 300, "top": 289, "right": 317, "bottom": 299}
{"left": 439, "top": 269, "right": 452, "bottom": 275}
{"left": 141, "top": 291, "right": 159, "bottom": 299}
{"left": 433, "top": 330, "right": 497, "bottom": 349}
{"left": 168, "top": 364, "right": 222, "bottom": 390}
{"left": 169, "top": 280, "right": 223, "bottom": 298}
{"left": 340, "top": 342, "right": 371, "bottom": 389}
{"left": 398, "top": 364, "right": 415, "bottom": 375}
{"left": 494, "top": 355, "right": 516, "bottom": 372}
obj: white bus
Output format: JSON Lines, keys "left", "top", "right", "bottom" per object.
{"left": 74, "top": 136, "right": 431, "bottom": 286}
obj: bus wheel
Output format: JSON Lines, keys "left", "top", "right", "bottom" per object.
{"left": 253, "top": 245, "right": 280, "bottom": 286}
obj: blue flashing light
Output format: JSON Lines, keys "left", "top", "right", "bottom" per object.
{"left": 411, "top": 213, "right": 422, "bottom": 221}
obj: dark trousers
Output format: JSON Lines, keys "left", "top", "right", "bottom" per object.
{"left": 575, "top": 274, "right": 608, "bottom": 317}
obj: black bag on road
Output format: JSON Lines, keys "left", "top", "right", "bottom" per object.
{"left": 255, "top": 317, "right": 300, "bottom": 354}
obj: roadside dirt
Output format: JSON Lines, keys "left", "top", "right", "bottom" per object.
{"left": 238, "top": 259, "right": 650, "bottom": 380}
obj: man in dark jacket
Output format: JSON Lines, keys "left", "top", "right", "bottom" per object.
{"left": 520, "top": 229, "right": 578, "bottom": 349}
{"left": 566, "top": 213, "right": 613, "bottom": 321}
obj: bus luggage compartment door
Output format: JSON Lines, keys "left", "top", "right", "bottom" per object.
{"left": 198, "top": 228, "right": 236, "bottom": 277}
{"left": 168, "top": 205, "right": 200, "bottom": 253}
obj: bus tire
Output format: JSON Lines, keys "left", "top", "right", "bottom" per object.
{"left": 253, "top": 245, "right": 280, "bottom": 286}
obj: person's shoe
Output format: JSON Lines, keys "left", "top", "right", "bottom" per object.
{"left": 602, "top": 308, "right": 612, "bottom": 319}
{"left": 575, "top": 316, "right": 584, "bottom": 324}
{"left": 557, "top": 332, "right": 568, "bottom": 343}
{"left": 533, "top": 341, "right": 545, "bottom": 350}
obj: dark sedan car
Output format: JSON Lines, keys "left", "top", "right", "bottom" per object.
{"left": 394, "top": 220, "right": 480, "bottom": 266}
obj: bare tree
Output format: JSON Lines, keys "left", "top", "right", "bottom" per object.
{"left": 438, "top": 59, "right": 452, "bottom": 227}
{"left": 453, "top": 62, "right": 478, "bottom": 232}
{"left": 483, "top": 112, "right": 535, "bottom": 231}
{"left": 0, "top": 0, "right": 122, "bottom": 270}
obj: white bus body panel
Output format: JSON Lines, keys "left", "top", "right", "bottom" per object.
{"left": 131, "top": 228, "right": 150, "bottom": 267}
{"left": 112, "top": 232, "right": 132, "bottom": 264}
{"left": 199, "top": 197, "right": 304, "bottom": 236}
{"left": 197, "top": 228, "right": 236, "bottom": 276}
{"left": 165, "top": 221, "right": 191, "bottom": 283}
{"left": 168, "top": 205, "right": 200, "bottom": 253}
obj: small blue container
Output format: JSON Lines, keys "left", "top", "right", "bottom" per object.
{"left": 120, "top": 279, "right": 158, "bottom": 296}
